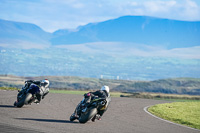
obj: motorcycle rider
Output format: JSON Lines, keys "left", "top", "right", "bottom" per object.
{"left": 14, "top": 79, "right": 50, "bottom": 106}
{"left": 35, "top": 79, "right": 50, "bottom": 103}
{"left": 72, "top": 85, "right": 111, "bottom": 122}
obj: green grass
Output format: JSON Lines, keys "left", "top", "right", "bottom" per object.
{"left": 148, "top": 102, "right": 200, "bottom": 130}
{"left": 0, "top": 87, "right": 18, "bottom": 90}
{"left": 0, "top": 87, "right": 130, "bottom": 97}
{"left": 50, "top": 89, "right": 131, "bottom": 97}
{"left": 155, "top": 98, "right": 200, "bottom": 102}
{"left": 50, "top": 90, "right": 89, "bottom": 95}
{"left": 121, "top": 92, "right": 200, "bottom": 101}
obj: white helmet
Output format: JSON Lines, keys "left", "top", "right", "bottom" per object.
{"left": 42, "top": 79, "right": 50, "bottom": 88}
{"left": 101, "top": 85, "right": 109, "bottom": 93}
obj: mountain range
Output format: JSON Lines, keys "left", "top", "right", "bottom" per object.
{"left": 0, "top": 16, "right": 200, "bottom": 49}
{"left": 0, "top": 16, "right": 200, "bottom": 80}
{"left": 0, "top": 19, "right": 51, "bottom": 48}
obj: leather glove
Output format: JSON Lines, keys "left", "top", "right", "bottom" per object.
{"left": 84, "top": 93, "right": 91, "bottom": 97}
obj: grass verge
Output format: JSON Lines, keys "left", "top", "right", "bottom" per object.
{"left": 0, "top": 87, "right": 18, "bottom": 90}
{"left": 50, "top": 89, "right": 132, "bottom": 97}
{"left": 121, "top": 92, "right": 200, "bottom": 101}
{"left": 148, "top": 102, "right": 200, "bottom": 130}
{"left": 50, "top": 90, "right": 88, "bottom": 95}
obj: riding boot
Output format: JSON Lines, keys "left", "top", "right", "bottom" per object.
{"left": 91, "top": 115, "right": 96, "bottom": 122}
{"left": 35, "top": 93, "right": 41, "bottom": 104}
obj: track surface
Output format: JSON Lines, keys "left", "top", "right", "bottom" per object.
{"left": 0, "top": 90, "right": 199, "bottom": 133}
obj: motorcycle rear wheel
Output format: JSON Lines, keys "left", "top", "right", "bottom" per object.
{"left": 16, "top": 93, "right": 33, "bottom": 107}
{"left": 79, "top": 107, "right": 97, "bottom": 123}
{"left": 24, "top": 93, "right": 33, "bottom": 105}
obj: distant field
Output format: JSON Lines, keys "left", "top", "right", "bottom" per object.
{"left": 121, "top": 92, "right": 200, "bottom": 101}
{"left": 148, "top": 102, "right": 200, "bottom": 130}
{"left": 44, "top": 90, "right": 200, "bottom": 99}
{"left": 0, "top": 87, "right": 132, "bottom": 97}
{"left": 1, "top": 75, "right": 200, "bottom": 95}
{"left": 50, "top": 89, "right": 132, "bottom": 97}
{"left": 0, "top": 87, "right": 17, "bottom": 91}
{"left": 1, "top": 87, "right": 199, "bottom": 100}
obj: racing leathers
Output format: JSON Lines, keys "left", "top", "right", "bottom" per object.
{"left": 73, "top": 90, "right": 111, "bottom": 120}
{"left": 23, "top": 80, "right": 49, "bottom": 103}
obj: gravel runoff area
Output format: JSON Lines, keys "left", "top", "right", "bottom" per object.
{"left": 0, "top": 90, "right": 199, "bottom": 133}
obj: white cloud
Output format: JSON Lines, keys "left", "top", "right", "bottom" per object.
{"left": 118, "top": 0, "right": 200, "bottom": 21}
{"left": 182, "top": 0, "right": 200, "bottom": 19}
{"left": 0, "top": 0, "right": 200, "bottom": 32}
{"left": 143, "top": 1, "right": 177, "bottom": 13}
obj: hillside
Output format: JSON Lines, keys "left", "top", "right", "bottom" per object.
{"left": 51, "top": 16, "right": 200, "bottom": 48}
{"left": 1, "top": 75, "right": 200, "bottom": 95}
{"left": 0, "top": 16, "right": 200, "bottom": 80}
{"left": 0, "top": 19, "right": 51, "bottom": 48}
{"left": 0, "top": 16, "right": 200, "bottom": 49}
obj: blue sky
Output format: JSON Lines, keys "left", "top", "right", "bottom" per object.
{"left": 0, "top": 0, "right": 200, "bottom": 32}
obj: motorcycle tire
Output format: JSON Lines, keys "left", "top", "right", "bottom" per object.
{"left": 16, "top": 94, "right": 26, "bottom": 108}
{"left": 24, "top": 93, "right": 33, "bottom": 105}
{"left": 79, "top": 107, "right": 97, "bottom": 123}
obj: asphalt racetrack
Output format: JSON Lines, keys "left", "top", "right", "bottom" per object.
{"left": 0, "top": 90, "right": 199, "bottom": 133}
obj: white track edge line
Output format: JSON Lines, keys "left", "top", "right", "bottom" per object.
{"left": 143, "top": 105, "right": 200, "bottom": 132}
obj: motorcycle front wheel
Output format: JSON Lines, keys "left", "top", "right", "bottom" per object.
{"left": 16, "top": 93, "right": 26, "bottom": 108}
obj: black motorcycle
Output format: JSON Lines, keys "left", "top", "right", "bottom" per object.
{"left": 14, "top": 81, "right": 40, "bottom": 108}
{"left": 70, "top": 97, "right": 109, "bottom": 123}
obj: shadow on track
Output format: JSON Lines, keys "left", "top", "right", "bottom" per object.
{"left": 0, "top": 105, "right": 15, "bottom": 108}
{"left": 16, "top": 118, "right": 79, "bottom": 124}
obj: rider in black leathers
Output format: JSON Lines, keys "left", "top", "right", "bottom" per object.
{"left": 72, "top": 85, "right": 111, "bottom": 121}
